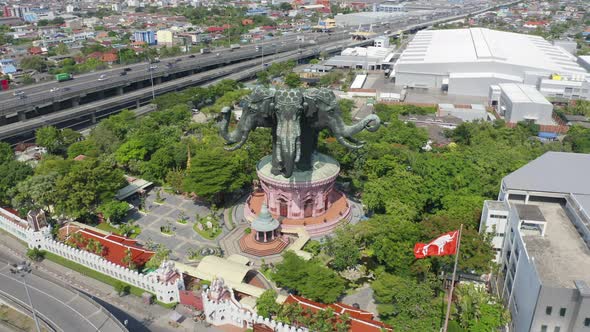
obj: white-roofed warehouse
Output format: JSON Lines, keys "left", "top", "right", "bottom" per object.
{"left": 394, "top": 28, "right": 589, "bottom": 97}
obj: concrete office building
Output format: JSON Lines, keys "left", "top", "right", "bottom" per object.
{"left": 495, "top": 83, "right": 554, "bottom": 126}
{"left": 156, "top": 30, "right": 174, "bottom": 46}
{"left": 479, "top": 152, "right": 590, "bottom": 332}
{"left": 394, "top": 28, "right": 589, "bottom": 98}
{"left": 133, "top": 30, "right": 156, "bottom": 45}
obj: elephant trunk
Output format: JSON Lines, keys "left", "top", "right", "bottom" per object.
{"left": 218, "top": 106, "right": 250, "bottom": 151}
{"left": 276, "top": 117, "right": 301, "bottom": 178}
{"left": 329, "top": 114, "right": 381, "bottom": 149}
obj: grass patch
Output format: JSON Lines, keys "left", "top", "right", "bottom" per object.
{"left": 44, "top": 252, "right": 176, "bottom": 307}
{"left": 193, "top": 223, "right": 221, "bottom": 240}
{"left": 176, "top": 219, "right": 188, "bottom": 224}
{"left": 95, "top": 223, "right": 141, "bottom": 239}
{"left": 193, "top": 214, "right": 222, "bottom": 240}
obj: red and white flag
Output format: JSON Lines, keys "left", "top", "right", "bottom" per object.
{"left": 414, "top": 230, "right": 459, "bottom": 259}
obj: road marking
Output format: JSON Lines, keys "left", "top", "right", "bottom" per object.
{"left": 0, "top": 270, "right": 101, "bottom": 331}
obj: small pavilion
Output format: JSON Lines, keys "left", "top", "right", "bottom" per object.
{"left": 251, "top": 203, "right": 280, "bottom": 243}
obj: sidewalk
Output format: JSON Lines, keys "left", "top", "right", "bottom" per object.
{"left": 0, "top": 231, "right": 221, "bottom": 332}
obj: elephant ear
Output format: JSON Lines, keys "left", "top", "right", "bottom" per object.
{"left": 303, "top": 88, "right": 320, "bottom": 118}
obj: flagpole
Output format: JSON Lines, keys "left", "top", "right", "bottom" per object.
{"left": 442, "top": 224, "right": 463, "bottom": 332}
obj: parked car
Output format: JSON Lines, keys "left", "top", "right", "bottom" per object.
{"left": 12, "top": 90, "right": 24, "bottom": 96}
{"left": 98, "top": 74, "right": 108, "bottom": 81}
{"left": 123, "top": 67, "right": 132, "bottom": 72}
{"left": 120, "top": 71, "right": 127, "bottom": 76}
{"left": 189, "top": 54, "right": 196, "bottom": 58}
{"left": 49, "top": 87, "right": 60, "bottom": 92}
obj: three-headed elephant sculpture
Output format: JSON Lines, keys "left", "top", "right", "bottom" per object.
{"left": 218, "top": 87, "right": 381, "bottom": 178}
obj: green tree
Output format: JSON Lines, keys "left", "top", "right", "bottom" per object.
{"left": 115, "top": 139, "right": 148, "bottom": 166}
{"left": 114, "top": 281, "right": 130, "bottom": 296}
{"left": 565, "top": 125, "right": 590, "bottom": 153}
{"left": 36, "top": 126, "right": 81, "bottom": 155}
{"left": 0, "top": 142, "right": 13, "bottom": 164}
{"left": 67, "top": 139, "right": 100, "bottom": 159}
{"left": 10, "top": 173, "right": 59, "bottom": 213}
{"left": 121, "top": 248, "right": 136, "bottom": 269}
{"left": 256, "top": 290, "right": 281, "bottom": 318}
{"left": 26, "top": 248, "right": 46, "bottom": 262}
{"left": 54, "top": 43, "right": 69, "bottom": 55}
{"left": 97, "top": 200, "right": 130, "bottom": 223}
{"left": 284, "top": 72, "right": 302, "bottom": 88}
{"left": 453, "top": 283, "right": 509, "bottom": 330}
{"left": 279, "top": 2, "right": 292, "bottom": 10}
{"left": 182, "top": 146, "right": 249, "bottom": 203}
{"left": 35, "top": 126, "right": 62, "bottom": 154}
{"left": 0, "top": 161, "right": 33, "bottom": 205}
{"left": 272, "top": 251, "right": 345, "bottom": 303}
{"left": 324, "top": 225, "right": 360, "bottom": 271}
{"left": 145, "top": 244, "right": 171, "bottom": 269}
{"left": 22, "top": 74, "right": 34, "bottom": 85}
{"left": 54, "top": 158, "right": 125, "bottom": 219}
{"left": 19, "top": 56, "right": 48, "bottom": 72}
{"left": 372, "top": 272, "right": 441, "bottom": 331}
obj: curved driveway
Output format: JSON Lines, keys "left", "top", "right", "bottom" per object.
{"left": 0, "top": 259, "right": 127, "bottom": 332}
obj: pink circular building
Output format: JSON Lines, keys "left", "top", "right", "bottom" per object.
{"left": 244, "top": 153, "right": 351, "bottom": 237}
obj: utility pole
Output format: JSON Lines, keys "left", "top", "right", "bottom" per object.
{"left": 442, "top": 224, "right": 463, "bottom": 332}
{"left": 22, "top": 274, "right": 41, "bottom": 332}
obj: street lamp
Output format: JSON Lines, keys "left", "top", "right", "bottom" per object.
{"left": 10, "top": 262, "right": 41, "bottom": 332}
{"left": 147, "top": 64, "right": 155, "bottom": 101}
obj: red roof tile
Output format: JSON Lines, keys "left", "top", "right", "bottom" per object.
{"left": 285, "top": 294, "right": 393, "bottom": 332}
{"left": 59, "top": 223, "right": 154, "bottom": 268}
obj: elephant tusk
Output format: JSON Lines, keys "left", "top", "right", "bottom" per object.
{"left": 337, "top": 136, "right": 364, "bottom": 149}
{"left": 346, "top": 136, "right": 365, "bottom": 145}
{"left": 224, "top": 135, "right": 248, "bottom": 151}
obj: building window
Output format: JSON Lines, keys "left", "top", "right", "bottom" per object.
{"left": 541, "top": 325, "right": 547, "bottom": 332}
{"left": 554, "top": 327, "right": 560, "bottom": 332}
{"left": 546, "top": 306, "right": 553, "bottom": 315}
{"left": 560, "top": 308, "right": 566, "bottom": 317}
{"left": 585, "top": 317, "right": 590, "bottom": 327}
{"left": 490, "top": 214, "right": 508, "bottom": 219}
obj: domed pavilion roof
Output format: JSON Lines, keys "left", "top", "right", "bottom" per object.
{"left": 251, "top": 203, "right": 280, "bottom": 232}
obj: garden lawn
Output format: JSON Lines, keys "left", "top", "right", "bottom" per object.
{"left": 96, "top": 223, "right": 141, "bottom": 238}
{"left": 193, "top": 223, "right": 221, "bottom": 240}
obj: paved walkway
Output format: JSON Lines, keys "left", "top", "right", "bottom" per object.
{"left": 132, "top": 190, "right": 227, "bottom": 263}
{"left": 341, "top": 284, "right": 379, "bottom": 318}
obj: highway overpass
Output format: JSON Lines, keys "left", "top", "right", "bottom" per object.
{"left": 0, "top": 37, "right": 370, "bottom": 141}
{"left": 0, "top": 0, "right": 519, "bottom": 142}
{"left": 0, "top": 30, "right": 352, "bottom": 124}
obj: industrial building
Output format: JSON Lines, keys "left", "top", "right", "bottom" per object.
{"left": 479, "top": 152, "right": 590, "bottom": 332}
{"left": 325, "top": 37, "right": 395, "bottom": 70}
{"left": 493, "top": 83, "right": 554, "bottom": 126}
{"left": 394, "top": 28, "right": 589, "bottom": 98}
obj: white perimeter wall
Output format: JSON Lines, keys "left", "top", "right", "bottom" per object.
{"left": 0, "top": 209, "right": 181, "bottom": 304}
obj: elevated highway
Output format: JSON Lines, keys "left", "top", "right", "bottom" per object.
{"left": 0, "top": 0, "right": 519, "bottom": 141}
{"left": 0, "top": 30, "right": 351, "bottom": 123}
{"left": 0, "top": 40, "right": 362, "bottom": 141}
